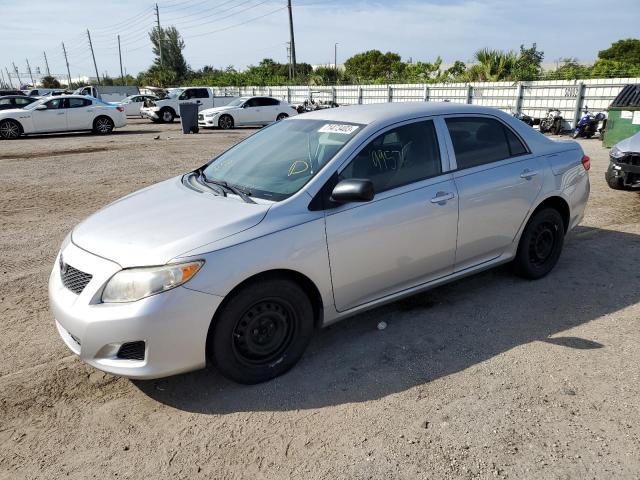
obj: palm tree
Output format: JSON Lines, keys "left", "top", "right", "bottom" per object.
{"left": 469, "top": 48, "right": 517, "bottom": 81}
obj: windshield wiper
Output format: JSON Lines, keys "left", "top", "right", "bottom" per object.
{"left": 200, "top": 172, "right": 256, "bottom": 204}
{"left": 194, "top": 169, "right": 226, "bottom": 196}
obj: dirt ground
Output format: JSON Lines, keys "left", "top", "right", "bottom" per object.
{"left": 1, "top": 119, "right": 639, "bottom": 480}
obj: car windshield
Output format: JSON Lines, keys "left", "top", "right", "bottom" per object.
{"left": 23, "top": 98, "right": 47, "bottom": 110}
{"left": 202, "top": 119, "right": 363, "bottom": 201}
{"left": 167, "top": 88, "right": 184, "bottom": 99}
{"left": 226, "top": 97, "right": 248, "bottom": 107}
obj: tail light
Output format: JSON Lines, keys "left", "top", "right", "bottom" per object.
{"left": 581, "top": 155, "right": 591, "bottom": 171}
{"left": 116, "top": 106, "right": 125, "bottom": 112}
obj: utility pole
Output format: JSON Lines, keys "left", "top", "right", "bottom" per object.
{"left": 43, "top": 51, "right": 51, "bottom": 76}
{"left": 5, "top": 67, "right": 14, "bottom": 88}
{"left": 26, "top": 59, "right": 35, "bottom": 86}
{"left": 12, "top": 62, "right": 22, "bottom": 86}
{"left": 286, "top": 42, "right": 292, "bottom": 80}
{"left": 118, "top": 35, "right": 124, "bottom": 82}
{"left": 62, "top": 42, "right": 72, "bottom": 88}
{"left": 334, "top": 43, "right": 338, "bottom": 79}
{"left": 86, "top": 29, "right": 101, "bottom": 85}
{"left": 155, "top": 3, "right": 163, "bottom": 68}
{"left": 287, "top": 0, "right": 297, "bottom": 80}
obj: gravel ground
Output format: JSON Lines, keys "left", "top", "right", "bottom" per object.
{"left": 1, "top": 119, "right": 639, "bottom": 479}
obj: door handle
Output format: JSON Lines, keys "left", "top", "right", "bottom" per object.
{"left": 430, "top": 192, "right": 455, "bottom": 204}
{"left": 520, "top": 169, "right": 538, "bottom": 179}
{"left": 57, "top": 112, "right": 65, "bottom": 115}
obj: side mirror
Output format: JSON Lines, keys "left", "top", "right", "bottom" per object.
{"left": 36, "top": 104, "right": 47, "bottom": 110}
{"left": 330, "top": 179, "right": 374, "bottom": 203}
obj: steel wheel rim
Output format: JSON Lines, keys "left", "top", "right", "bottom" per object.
{"left": 231, "top": 298, "right": 297, "bottom": 366}
{"left": 96, "top": 118, "right": 111, "bottom": 133}
{"left": 0, "top": 121, "right": 19, "bottom": 138}
{"left": 529, "top": 222, "right": 557, "bottom": 266}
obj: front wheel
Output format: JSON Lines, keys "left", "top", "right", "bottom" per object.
{"left": 551, "top": 118, "right": 563, "bottom": 135}
{"left": 160, "top": 108, "right": 175, "bottom": 123}
{"left": 218, "top": 114, "right": 234, "bottom": 129}
{"left": 208, "top": 278, "right": 314, "bottom": 384}
{"left": 276, "top": 113, "right": 288, "bottom": 121}
{"left": 514, "top": 208, "right": 565, "bottom": 279}
{"left": 93, "top": 116, "right": 114, "bottom": 135}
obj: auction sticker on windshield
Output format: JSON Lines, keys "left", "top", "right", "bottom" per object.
{"left": 318, "top": 124, "right": 360, "bottom": 134}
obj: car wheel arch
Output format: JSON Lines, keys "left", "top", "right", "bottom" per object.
{"left": 205, "top": 269, "right": 324, "bottom": 350}
{"left": 528, "top": 195, "right": 571, "bottom": 234}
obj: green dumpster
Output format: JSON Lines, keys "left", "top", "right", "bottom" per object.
{"left": 603, "top": 84, "right": 640, "bottom": 148}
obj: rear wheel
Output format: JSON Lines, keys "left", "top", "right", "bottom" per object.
{"left": 218, "top": 114, "right": 234, "bottom": 129}
{"left": 551, "top": 118, "right": 563, "bottom": 135}
{"left": 514, "top": 208, "right": 565, "bottom": 279}
{"left": 0, "top": 119, "right": 21, "bottom": 139}
{"left": 208, "top": 278, "right": 314, "bottom": 384}
{"left": 93, "top": 116, "right": 114, "bottom": 135}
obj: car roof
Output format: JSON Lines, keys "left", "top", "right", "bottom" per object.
{"left": 0, "top": 95, "right": 33, "bottom": 99}
{"left": 292, "top": 102, "right": 513, "bottom": 126}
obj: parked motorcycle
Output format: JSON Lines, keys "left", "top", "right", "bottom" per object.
{"left": 572, "top": 106, "right": 606, "bottom": 139}
{"left": 509, "top": 108, "right": 535, "bottom": 127}
{"left": 539, "top": 108, "right": 564, "bottom": 135}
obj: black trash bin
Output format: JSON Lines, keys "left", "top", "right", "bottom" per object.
{"left": 179, "top": 102, "right": 199, "bottom": 134}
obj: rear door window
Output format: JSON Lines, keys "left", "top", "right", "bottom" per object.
{"left": 445, "top": 117, "right": 528, "bottom": 169}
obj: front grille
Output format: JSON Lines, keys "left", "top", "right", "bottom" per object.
{"left": 117, "top": 341, "right": 146, "bottom": 361}
{"left": 61, "top": 263, "right": 92, "bottom": 295}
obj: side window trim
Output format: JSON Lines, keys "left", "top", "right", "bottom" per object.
{"left": 442, "top": 113, "right": 531, "bottom": 173}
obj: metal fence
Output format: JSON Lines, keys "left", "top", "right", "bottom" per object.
{"left": 208, "top": 77, "right": 640, "bottom": 129}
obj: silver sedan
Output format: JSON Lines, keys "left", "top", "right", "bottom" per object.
{"left": 49, "top": 102, "right": 590, "bottom": 384}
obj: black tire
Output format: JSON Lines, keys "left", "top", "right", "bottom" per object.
{"left": 160, "top": 108, "right": 175, "bottom": 123}
{"left": 0, "top": 119, "right": 21, "bottom": 139}
{"left": 209, "top": 278, "right": 314, "bottom": 384}
{"left": 539, "top": 120, "right": 549, "bottom": 134}
{"left": 218, "top": 114, "right": 234, "bottom": 129}
{"left": 605, "top": 164, "right": 628, "bottom": 190}
{"left": 93, "top": 116, "right": 114, "bottom": 135}
{"left": 276, "top": 113, "right": 288, "bottom": 121}
{"left": 551, "top": 118, "right": 563, "bottom": 135}
{"left": 571, "top": 130, "right": 580, "bottom": 139}
{"left": 514, "top": 208, "right": 565, "bottom": 280}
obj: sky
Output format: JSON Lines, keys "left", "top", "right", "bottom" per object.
{"left": 1, "top": 0, "right": 639, "bottom": 84}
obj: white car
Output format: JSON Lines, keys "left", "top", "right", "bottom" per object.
{"left": 115, "top": 94, "right": 158, "bottom": 117}
{"left": 198, "top": 96, "right": 297, "bottom": 129}
{"left": 0, "top": 95, "right": 127, "bottom": 139}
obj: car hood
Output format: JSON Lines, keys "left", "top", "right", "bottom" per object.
{"left": 72, "top": 176, "right": 270, "bottom": 267}
{"left": 200, "top": 105, "right": 238, "bottom": 115}
{"left": 614, "top": 131, "right": 640, "bottom": 153}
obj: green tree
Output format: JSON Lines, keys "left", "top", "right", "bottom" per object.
{"left": 444, "top": 60, "right": 467, "bottom": 81}
{"left": 403, "top": 57, "right": 443, "bottom": 83}
{"left": 468, "top": 48, "right": 517, "bottom": 81}
{"left": 344, "top": 50, "right": 405, "bottom": 83}
{"left": 598, "top": 38, "right": 640, "bottom": 64}
{"left": 40, "top": 76, "right": 61, "bottom": 88}
{"left": 512, "top": 43, "right": 544, "bottom": 80}
{"left": 546, "top": 58, "right": 592, "bottom": 80}
{"left": 148, "top": 26, "right": 189, "bottom": 85}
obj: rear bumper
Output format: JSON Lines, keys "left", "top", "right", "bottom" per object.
{"left": 48, "top": 241, "right": 223, "bottom": 379}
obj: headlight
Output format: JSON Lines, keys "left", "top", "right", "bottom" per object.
{"left": 610, "top": 146, "right": 625, "bottom": 159}
{"left": 204, "top": 112, "right": 216, "bottom": 118}
{"left": 102, "top": 261, "right": 204, "bottom": 303}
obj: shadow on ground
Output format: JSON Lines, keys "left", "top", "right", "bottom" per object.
{"left": 135, "top": 225, "right": 640, "bottom": 413}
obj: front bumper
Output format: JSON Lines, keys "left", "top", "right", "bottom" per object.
{"left": 609, "top": 158, "right": 640, "bottom": 187}
{"left": 198, "top": 115, "right": 217, "bottom": 127}
{"left": 140, "top": 108, "right": 159, "bottom": 120}
{"left": 48, "top": 240, "right": 223, "bottom": 379}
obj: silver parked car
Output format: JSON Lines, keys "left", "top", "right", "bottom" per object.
{"left": 605, "top": 130, "right": 640, "bottom": 190}
{"left": 49, "top": 103, "right": 590, "bottom": 384}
